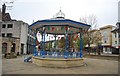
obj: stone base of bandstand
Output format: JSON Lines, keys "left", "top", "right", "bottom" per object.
{"left": 32, "top": 56, "right": 84, "bottom": 68}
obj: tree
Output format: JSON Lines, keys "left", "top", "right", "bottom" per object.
{"left": 59, "top": 37, "right": 66, "bottom": 50}
{"left": 80, "top": 14, "right": 97, "bottom": 29}
{"left": 93, "top": 30, "right": 102, "bottom": 55}
{"left": 79, "top": 14, "right": 98, "bottom": 54}
{"left": 76, "top": 35, "right": 88, "bottom": 51}
{"left": 68, "top": 35, "right": 74, "bottom": 48}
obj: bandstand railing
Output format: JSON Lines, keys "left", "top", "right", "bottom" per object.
{"left": 35, "top": 51, "right": 80, "bottom": 58}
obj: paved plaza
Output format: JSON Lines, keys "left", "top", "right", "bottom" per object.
{"left": 2, "top": 55, "right": 118, "bottom": 74}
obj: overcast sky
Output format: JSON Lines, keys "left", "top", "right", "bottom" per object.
{"left": 2, "top": 0, "right": 119, "bottom": 28}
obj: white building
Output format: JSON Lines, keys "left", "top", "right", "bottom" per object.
{"left": 111, "top": 26, "right": 119, "bottom": 54}
{"left": 99, "top": 25, "right": 114, "bottom": 54}
{"left": 111, "top": 1, "right": 120, "bottom": 54}
{"left": 1, "top": 4, "right": 35, "bottom": 58}
{"left": 1, "top": 20, "right": 28, "bottom": 55}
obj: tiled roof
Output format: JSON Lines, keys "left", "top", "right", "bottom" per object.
{"left": 2, "top": 13, "right": 11, "bottom": 21}
{"left": 99, "top": 25, "right": 113, "bottom": 30}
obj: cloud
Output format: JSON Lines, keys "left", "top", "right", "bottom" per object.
{"left": 8, "top": 0, "right": 119, "bottom": 26}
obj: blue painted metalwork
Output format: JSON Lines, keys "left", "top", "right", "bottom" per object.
{"left": 36, "top": 25, "right": 80, "bottom": 31}
{"left": 30, "top": 24, "right": 85, "bottom": 35}
{"left": 79, "top": 32, "right": 83, "bottom": 58}
{"left": 64, "top": 29, "right": 69, "bottom": 59}
{"left": 30, "top": 15, "right": 90, "bottom": 59}
{"left": 30, "top": 19, "right": 90, "bottom": 28}
{"left": 40, "top": 29, "right": 46, "bottom": 58}
{"left": 54, "top": 35, "right": 57, "bottom": 49}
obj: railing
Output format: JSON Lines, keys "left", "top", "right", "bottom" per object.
{"left": 35, "top": 51, "right": 80, "bottom": 58}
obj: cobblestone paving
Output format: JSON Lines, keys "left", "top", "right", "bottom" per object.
{"left": 2, "top": 56, "right": 118, "bottom": 74}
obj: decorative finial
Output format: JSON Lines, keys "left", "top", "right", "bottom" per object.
{"left": 54, "top": 7, "right": 65, "bottom": 19}
{"left": 60, "top": 7, "right": 61, "bottom": 12}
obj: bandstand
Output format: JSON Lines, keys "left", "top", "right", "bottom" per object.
{"left": 30, "top": 10, "right": 90, "bottom": 68}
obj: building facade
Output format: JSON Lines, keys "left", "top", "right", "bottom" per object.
{"left": 1, "top": 4, "right": 35, "bottom": 58}
{"left": 27, "top": 28, "right": 35, "bottom": 54}
{"left": 1, "top": 20, "right": 28, "bottom": 55}
{"left": 99, "top": 25, "right": 116, "bottom": 54}
{"left": 111, "top": 1, "right": 120, "bottom": 54}
{"left": 111, "top": 25, "right": 119, "bottom": 54}
{"left": 87, "top": 25, "right": 119, "bottom": 54}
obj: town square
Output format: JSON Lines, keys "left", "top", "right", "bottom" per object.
{"left": 0, "top": 0, "right": 120, "bottom": 76}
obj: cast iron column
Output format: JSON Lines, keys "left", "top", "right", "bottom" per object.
{"left": 80, "top": 30, "right": 83, "bottom": 58}
{"left": 54, "top": 35, "right": 57, "bottom": 49}
{"left": 65, "top": 27, "right": 69, "bottom": 59}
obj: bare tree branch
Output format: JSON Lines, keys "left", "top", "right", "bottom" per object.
{"left": 80, "top": 14, "right": 98, "bottom": 30}
{"left": 79, "top": 14, "right": 98, "bottom": 54}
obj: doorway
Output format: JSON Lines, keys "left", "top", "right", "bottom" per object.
{"left": 11, "top": 43, "right": 16, "bottom": 53}
{"left": 2, "top": 43, "right": 7, "bottom": 54}
{"left": 21, "top": 44, "right": 24, "bottom": 55}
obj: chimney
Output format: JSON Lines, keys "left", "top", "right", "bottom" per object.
{"left": 2, "top": 3, "right": 6, "bottom": 15}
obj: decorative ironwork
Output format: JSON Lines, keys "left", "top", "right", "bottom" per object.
{"left": 53, "top": 9, "right": 65, "bottom": 18}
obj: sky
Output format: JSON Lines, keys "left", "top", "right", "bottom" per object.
{"left": 1, "top": 0, "right": 119, "bottom": 28}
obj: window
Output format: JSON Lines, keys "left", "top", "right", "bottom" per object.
{"left": 7, "top": 33, "right": 12, "bottom": 37}
{"left": 7, "top": 24, "right": 13, "bottom": 28}
{"left": 2, "top": 24, "right": 6, "bottom": 28}
{"left": 115, "top": 41, "right": 117, "bottom": 44}
{"left": 104, "top": 41, "right": 107, "bottom": 43}
{"left": 2, "top": 33, "right": 5, "bottom": 37}
{"left": 115, "top": 32, "right": 117, "bottom": 38}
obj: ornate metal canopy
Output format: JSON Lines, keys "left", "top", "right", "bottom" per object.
{"left": 30, "top": 10, "right": 90, "bottom": 35}
{"left": 29, "top": 10, "right": 91, "bottom": 59}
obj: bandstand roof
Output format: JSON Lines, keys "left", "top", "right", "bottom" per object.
{"left": 30, "top": 10, "right": 90, "bottom": 35}
{"left": 30, "top": 18, "right": 90, "bottom": 35}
